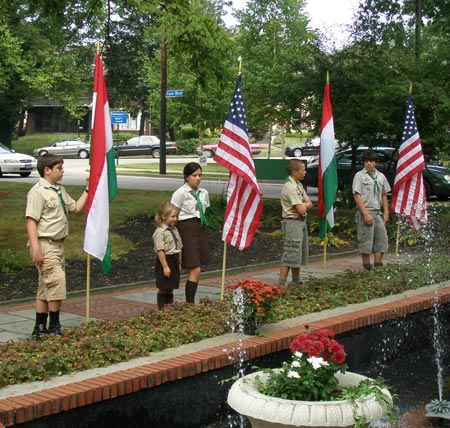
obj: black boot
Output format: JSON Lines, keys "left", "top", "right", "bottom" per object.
{"left": 157, "top": 293, "right": 166, "bottom": 310}
{"left": 48, "top": 311, "right": 63, "bottom": 336}
{"left": 32, "top": 312, "right": 49, "bottom": 337}
{"left": 185, "top": 280, "right": 198, "bottom": 304}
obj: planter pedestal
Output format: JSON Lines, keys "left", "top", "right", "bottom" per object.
{"left": 227, "top": 371, "right": 392, "bottom": 428}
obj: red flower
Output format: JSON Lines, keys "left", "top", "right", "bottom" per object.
{"left": 290, "top": 328, "right": 346, "bottom": 364}
{"left": 227, "top": 280, "right": 282, "bottom": 319}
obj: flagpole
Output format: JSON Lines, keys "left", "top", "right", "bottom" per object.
{"left": 322, "top": 225, "right": 327, "bottom": 278}
{"left": 220, "top": 242, "right": 227, "bottom": 301}
{"left": 86, "top": 254, "right": 91, "bottom": 321}
{"left": 395, "top": 215, "right": 401, "bottom": 260}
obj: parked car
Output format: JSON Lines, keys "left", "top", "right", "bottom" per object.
{"left": 285, "top": 137, "right": 342, "bottom": 158}
{"left": 306, "top": 146, "right": 450, "bottom": 199}
{"left": 0, "top": 143, "right": 37, "bottom": 177}
{"left": 33, "top": 139, "right": 90, "bottom": 159}
{"left": 196, "top": 143, "right": 261, "bottom": 158}
{"left": 114, "top": 136, "right": 177, "bottom": 158}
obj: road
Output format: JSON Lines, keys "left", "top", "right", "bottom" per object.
{"left": 1, "top": 157, "right": 318, "bottom": 200}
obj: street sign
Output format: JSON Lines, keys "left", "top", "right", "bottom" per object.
{"left": 111, "top": 111, "right": 128, "bottom": 124}
{"left": 165, "top": 90, "right": 184, "bottom": 98}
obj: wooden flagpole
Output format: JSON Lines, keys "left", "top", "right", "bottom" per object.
{"left": 220, "top": 242, "right": 227, "bottom": 301}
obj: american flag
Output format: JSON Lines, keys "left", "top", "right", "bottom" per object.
{"left": 214, "top": 75, "right": 263, "bottom": 251}
{"left": 390, "top": 94, "right": 427, "bottom": 230}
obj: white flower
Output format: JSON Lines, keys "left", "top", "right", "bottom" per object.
{"left": 307, "top": 356, "right": 329, "bottom": 370}
{"left": 294, "top": 351, "right": 303, "bottom": 358}
{"left": 291, "top": 360, "right": 301, "bottom": 368}
{"left": 287, "top": 370, "right": 300, "bottom": 379}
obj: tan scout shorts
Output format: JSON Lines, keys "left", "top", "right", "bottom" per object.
{"left": 280, "top": 219, "right": 309, "bottom": 268}
{"left": 33, "top": 238, "right": 66, "bottom": 301}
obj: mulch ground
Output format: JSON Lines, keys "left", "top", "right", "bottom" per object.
{"left": 0, "top": 214, "right": 357, "bottom": 302}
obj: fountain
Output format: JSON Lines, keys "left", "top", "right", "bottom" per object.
{"left": 425, "top": 296, "right": 450, "bottom": 421}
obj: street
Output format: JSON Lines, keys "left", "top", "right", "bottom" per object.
{"left": 1, "top": 157, "right": 318, "bottom": 200}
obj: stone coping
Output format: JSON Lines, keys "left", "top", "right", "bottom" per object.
{"left": 0, "top": 282, "right": 449, "bottom": 427}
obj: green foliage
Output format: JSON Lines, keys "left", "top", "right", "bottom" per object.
{"left": 337, "top": 377, "right": 399, "bottom": 427}
{"left": 205, "top": 193, "right": 227, "bottom": 231}
{"left": 1, "top": 255, "right": 450, "bottom": 387}
{"left": 0, "top": 300, "right": 229, "bottom": 387}
{"left": 0, "top": 250, "right": 27, "bottom": 273}
{"left": 179, "top": 126, "right": 199, "bottom": 140}
{"left": 176, "top": 138, "right": 200, "bottom": 156}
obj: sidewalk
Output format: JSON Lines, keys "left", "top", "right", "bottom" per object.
{"left": 0, "top": 251, "right": 400, "bottom": 343}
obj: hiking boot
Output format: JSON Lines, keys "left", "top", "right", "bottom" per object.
{"left": 32, "top": 324, "right": 49, "bottom": 337}
{"left": 48, "top": 323, "right": 63, "bottom": 336}
{"left": 363, "top": 263, "right": 373, "bottom": 271}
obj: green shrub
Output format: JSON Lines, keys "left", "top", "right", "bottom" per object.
{"left": 0, "top": 250, "right": 27, "bottom": 273}
{"left": 179, "top": 126, "right": 198, "bottom": 140}
{"left": 176, "top": 138, "right": 199, "bottom": 156}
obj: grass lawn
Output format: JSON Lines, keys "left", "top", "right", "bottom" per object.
{"left": 0, "top": 182, "right": 174, "bottom": 267}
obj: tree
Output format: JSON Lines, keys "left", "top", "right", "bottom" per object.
{"left": 0, "top": 0, "right": 103, "bottom": 146}
{"left": 233, "top": 0, "right": 321, "bottom": 139}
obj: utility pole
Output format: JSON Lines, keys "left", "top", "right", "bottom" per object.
{"left": 159, "top": 8, "right": 167, "bottom": 175}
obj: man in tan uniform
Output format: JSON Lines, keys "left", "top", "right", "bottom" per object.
{"left": 26, "top": 154, "right": 89, "bottom": 337}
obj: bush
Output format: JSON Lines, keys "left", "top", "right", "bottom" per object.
{"left": 0, "top": 250, "right": 27, "bottom": 273}
{"left": 176, "top": 138, "right": 199, "bottom": 156}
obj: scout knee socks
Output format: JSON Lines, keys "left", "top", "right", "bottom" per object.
{"left": 32, "top": 312, "right": 48, "bottom": 337}
{"left": 166, "top": 293, "right": 174, "bottom": 305}
{"left": 48, "top": 311, "right": 63, "bottom": 336}
{"left": 157, "top": 293, "right": 166, "bottom": 310}
{"left": 185, "top": 280, "right": 198, "bottom": 304}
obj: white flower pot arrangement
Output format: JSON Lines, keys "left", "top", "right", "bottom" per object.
{"left": 227, "top": 328, "right": 394, "bottom": 428}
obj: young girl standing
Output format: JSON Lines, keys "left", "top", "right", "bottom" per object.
{"left": 171, "top": 162, "right": 211, "bottom": 304}
{"left": 152, "top": 203, "right": 183, "bottom": 309}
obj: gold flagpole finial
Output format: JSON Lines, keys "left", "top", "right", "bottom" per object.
{"left": 326, "top": 71, "right": 330, "bottom": 84}
{"left": 238, "top": 56, "right": 242, "bottom": 75}
{"left": 96, "top": 41, "right": 101, "bottom": 55}
{"left": 409, "top": 81, "right": 413, "bottom": 94}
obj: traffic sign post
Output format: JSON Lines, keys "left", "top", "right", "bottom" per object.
{"left": 111, "top": 111, "right": 128, "bottom": 124}
{"left": 165, "top": 90, "right": 184, "bottom": 98}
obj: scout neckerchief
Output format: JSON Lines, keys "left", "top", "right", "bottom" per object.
{"left": 51, "top": 186, "right": 67, "bottom": 215}
{"left": 367, "top": 171, "right": 380, "bottom": 195}
{"left": 189, "top": 190, "right": 208, "bottom": 226}
{"left": 166, "top": 226, "right": 179, "bottom": 249}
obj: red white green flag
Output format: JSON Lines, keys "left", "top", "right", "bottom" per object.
{"left": 83, "top": 54, "right": 117, "bottom": 274}
{"left": 317, "top": 81, "right": 338, "bottom": 239}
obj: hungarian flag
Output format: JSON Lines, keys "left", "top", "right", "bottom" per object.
{"left": 83, "top": 54, "right": 118, "bottom": 273}
{"left": 317, "top": 81, "right": 338, "bottom": 239}
{"left": 390, "top": 94, "right": 427, "bottom": 230}
{"left": 214, "top": 74, "right": 263, "bottom": 251}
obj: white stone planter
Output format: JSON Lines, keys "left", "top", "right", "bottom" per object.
{"left": 227, "top": 371, "right": 392, "bottom": 428}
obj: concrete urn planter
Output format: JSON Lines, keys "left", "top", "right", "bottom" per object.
{"left": 227, "top": 371, "right": 392, "bottom": 428}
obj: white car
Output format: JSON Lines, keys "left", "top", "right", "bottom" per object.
{"left": 33, "top": 139, "right": 90, "bottom": 159}
{"left": 0, "top": 143, "right": 37, "bottom": 178}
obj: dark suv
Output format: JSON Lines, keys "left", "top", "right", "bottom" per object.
{"left": 306, "top": 147, "right": 450, "bottom": 199}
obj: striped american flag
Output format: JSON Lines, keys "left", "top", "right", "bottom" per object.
{"left": 214, "top": 75, "right": 263, "bottom": 251}
{"left": 390, "top": 94, "right": 427, "bottom": 230}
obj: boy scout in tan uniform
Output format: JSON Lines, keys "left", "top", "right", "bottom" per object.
{"left": 26, "top": 154, "right": 89, "bottom": 337}
{"left": 279, "top": 159, "right": 313, "bottom": 286}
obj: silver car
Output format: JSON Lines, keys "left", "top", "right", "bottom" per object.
{"left": 114, "top": 135, "right": 177, "bottom": 158}
{"left": 0, "top": 143, "right": 37, "bottom": 177}
{"left": 33, "top": 139, "right": 90, "bottom": 159}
